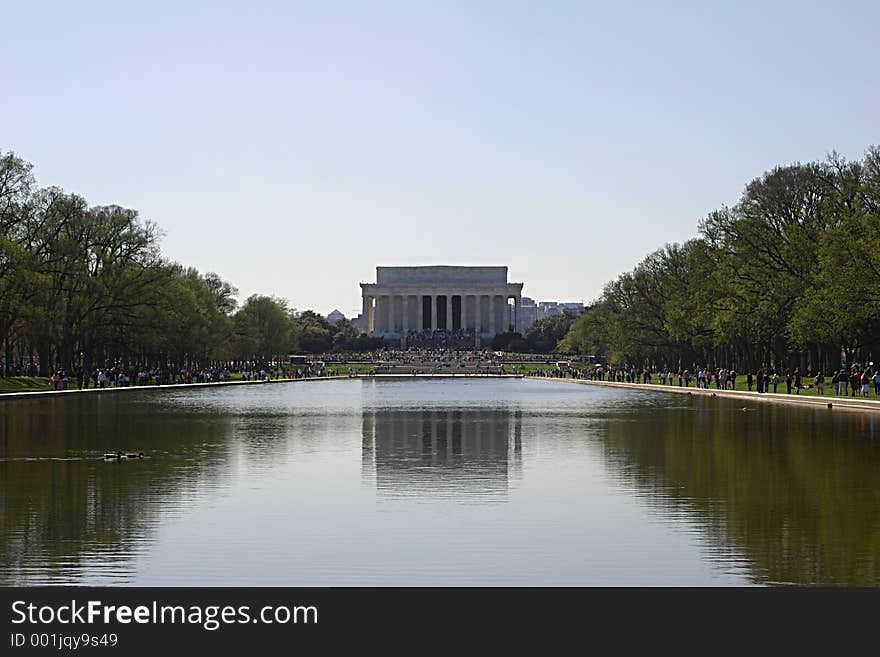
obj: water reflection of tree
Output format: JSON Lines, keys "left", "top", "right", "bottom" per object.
{"left": 599, "top": 398, "right": 880, "bottom": 585}
{"left": 0, "top": 395, "right": 236, "bottom": 584}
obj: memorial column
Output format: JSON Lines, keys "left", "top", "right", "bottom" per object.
{"left": 362, "top": 295, "right": 370, "bottom": 334}
{"left": 430, "top": 292, "right": 438, "bottom": 331}
{"left": 514, "top": 294, "right": 521, "bottom": 334}
{"left": 387, "top": 294, "right": 394, "bottom": 334}
{"left": 372, "top": 295, "right": 384, "bottom": 333}
{"left": 402, "top": 295, "right": 409, "bottom": 334}
{"left": 418, "top": 293, "right": 425, "bottom": 331}
{"left": 446, "top": 295, "right": 453, "bottom": 331}
{"left": 489, "top": 294, "right": 496, "bottom": 336}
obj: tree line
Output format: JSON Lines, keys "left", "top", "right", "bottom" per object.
{"left": 5, "top": 144, "right": 878, "bottom": 376}
{"left": 559, "top": 145, "right": 880, "bottom": 373}
{"left": 0, "top": 149, "right": 380, "bottom": 377}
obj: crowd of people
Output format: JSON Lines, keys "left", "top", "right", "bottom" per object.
{"left": 314, "top": 347, "right": 584, "bottom": 365}
{"left": 40, "top": 363, "right": 340, "bottom": 391}
{"left": 363, "top": 348, "right": 506, "bottom": 375}
{"left": 573, "top": 364, "right": 880, "bottom": 397}
{"left": 402, "top": 329, "right": 480, "bottom": 350}
{"left": 8, "top": 349, "right": 880, "bottom": 401}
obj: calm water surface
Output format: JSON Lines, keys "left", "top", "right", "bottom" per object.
{"left": 2, "top": 378, "right": 879, "bottom": 585}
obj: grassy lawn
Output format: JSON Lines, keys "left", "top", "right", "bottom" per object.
{"left": 0, "top": 377, "right": 53, "bottom": 394}
{"left": 279, "top": 363, "right": 376, "bottom": 377}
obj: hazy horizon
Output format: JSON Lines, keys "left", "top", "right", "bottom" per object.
{"left": 3, "top": 1, "right": 877, "bottom": 317}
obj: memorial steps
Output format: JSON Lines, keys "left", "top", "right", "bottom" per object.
{"left": 371, "top": 361, "right": 505, "bottom": 375}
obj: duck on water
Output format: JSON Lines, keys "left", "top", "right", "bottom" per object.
{"left": 103, "top": 451, "right": 145, "bottom": 460}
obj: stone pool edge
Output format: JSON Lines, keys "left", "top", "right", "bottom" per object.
{"left": 528, "top": 376, "right": 880, "bottom": 413}
{"left": 0, "top": 374, "right": 527, "bottom": 400}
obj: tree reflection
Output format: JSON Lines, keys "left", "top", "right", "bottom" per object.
{"left": 0, "top": 394, "right": 236, "bottom": 584}
{"left": 598, "top": 398, "right": 880, "bottom": 585}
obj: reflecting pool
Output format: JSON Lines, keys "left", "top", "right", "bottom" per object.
{"left": 2, "top": 378, "right": 878, "bottom": 585}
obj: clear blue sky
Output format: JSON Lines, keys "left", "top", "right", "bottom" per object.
{"left": 3, "top": 1, "right": 877, "bottom": 317}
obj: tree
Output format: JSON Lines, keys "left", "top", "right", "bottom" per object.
{"left": 525, "top": 310, "right": 579, "bottom": 353}
{"left": 292, "top": 310, "right": 334, "bottom": 353}
{"left": 0, "top": 150, "right": 36, "bottom": 373}
{"left": 232, "top": 295, "right": 291, "bottom": 366}
{"left": 558, "top": 146, "right": 880, "bottom": 373}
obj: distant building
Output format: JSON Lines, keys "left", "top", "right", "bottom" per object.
{"left": 360, "top": 266, "right": 525, "bottom": 343}
{"left": 327, "top": 309, "right": 346, "bottom": 324}
{"left": 536, "top": 301, "right": 584, "bottom": 321}
{"left": 513, "top": 297, "right": 538, "bottom": 332}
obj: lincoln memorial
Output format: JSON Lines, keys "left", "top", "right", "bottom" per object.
{"left": 360, "top": 266, "right": 524, "bottom": 344}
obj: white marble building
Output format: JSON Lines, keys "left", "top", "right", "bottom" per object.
{"left": 360, "top": 266, "right": 524, "bottom": 341}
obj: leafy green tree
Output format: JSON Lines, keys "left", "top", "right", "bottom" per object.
{"left": 292, "top": 310, "right": 334, "bottom": 353}
{"left": 0, "top": 150, "right": 36, "bottom": 373}
{"left": 525, "top": 310, "right": 579, "bottom": 353}
{"left": 789, "top": 147, "right": 880, "bottom": 364}
{"left": 232, "top": 295, "right": 291, "bottom": 366}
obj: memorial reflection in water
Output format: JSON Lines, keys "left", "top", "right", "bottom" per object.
{"left": 361, "top": 408, "right": 523, "bottom": 500}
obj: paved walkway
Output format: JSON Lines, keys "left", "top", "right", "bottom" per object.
{"left": 529, "top": 376, "right": 880, "bottom": 412}
{"left": 0, "top": 376, "right": 352, "bottom": 401}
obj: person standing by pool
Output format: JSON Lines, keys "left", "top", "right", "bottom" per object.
{"left": 839, "top": 369, "right": 849, "bottom": 396}
{"left": 794, "top": 368, "right": 802, "bottom": 394}
{"left": 786, "top": 371, "right": 793, "bottom": 394}
{"left": 771, "top": 371, "right": 779, "bottom": 393}
{"left": 815, "top": 371, "right": 825, "bottom": 395}
{"left": 873, "top": 370, "right": 880, "bottom": 396}
{"left": 850, "top": 368, "right": 860, "bottom": 397}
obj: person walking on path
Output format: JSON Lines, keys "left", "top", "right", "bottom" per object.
{"left": 747, "top": 371, "right": 753, "bottom": 391}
